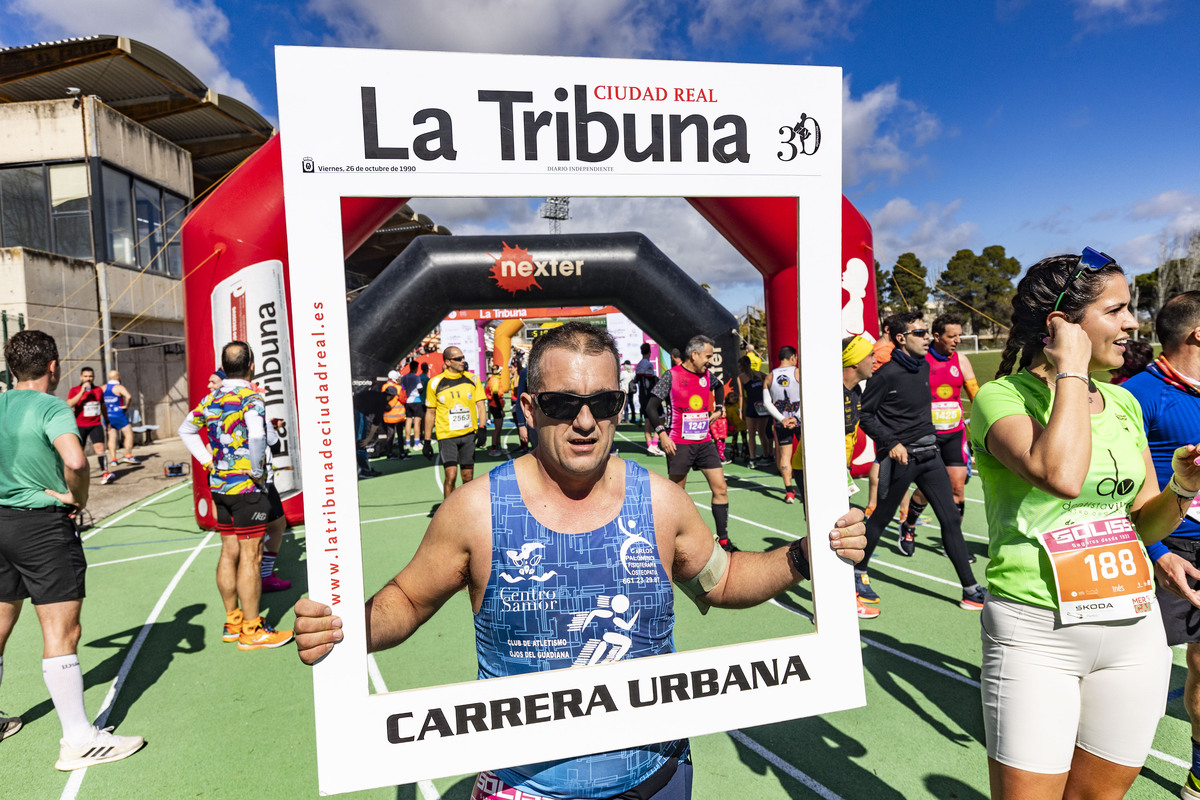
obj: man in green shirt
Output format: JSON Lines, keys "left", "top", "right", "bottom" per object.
{"left": 0, "top": 330, "right": 143, "bottom": 770}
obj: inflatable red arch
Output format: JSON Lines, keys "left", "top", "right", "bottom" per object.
{"left": 181, "top": 135, "right": 878, "bottom": 529}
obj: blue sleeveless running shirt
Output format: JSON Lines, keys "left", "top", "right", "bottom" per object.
{"left": 103, "top": 381, "right": 128, "bottom": 427}
{"left": 479, "top": 458, "right": 682, "bottom": 798}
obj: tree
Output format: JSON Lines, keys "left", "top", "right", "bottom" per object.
{"left": 1129, "top": 229, "right": 1200, "bottom": 334}
{"left": 738, "top": 306, "right": 767, "bottom": 356}
{"left": 873, "top": 259, "right": 890, "bottom": 317}
{"left": 889, "top": 252, "right": 929, "bottom": 311}
{"left": 937, "top": 245, "right": 1021, "bottom": 336}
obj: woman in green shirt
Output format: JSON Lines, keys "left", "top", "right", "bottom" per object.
{"left": 971, "top": 249, "right": 1200, "bottom": 799}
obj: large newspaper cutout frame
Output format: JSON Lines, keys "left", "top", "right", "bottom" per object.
{"left": 277, "top": 46, "right": 861, "bottom": 795}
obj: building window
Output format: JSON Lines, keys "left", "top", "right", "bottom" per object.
{"left": 134, "top": 179, "right": 165, "bottom": 273}
{"left": 49, "top": 164, "right": 92, "bottom": 260}
{"left": 0, "top": 166, "right": 51, "bottom": 250}
{"left": 102, "top": 165, "right": 136, "bottom": 267}
{"left": 163, "top": 194, "right": 185, "bottom": 278}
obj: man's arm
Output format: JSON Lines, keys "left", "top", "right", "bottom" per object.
{"left": 959, "top": 353, "right": 980, "bottom": 401}
{"left": 652, "top": 473, "right": 866, "bottom": 609}
{"left": 66, "top": 386, "right": 85, "bottom": 408}
{"left": 47, "top": 432, "right": 89, "bottom": 509}
{"left": 117, "top": 384, "right": 132, "bottom": 406}
{"left": 178, "top": 415, "right": 213, "bottom": 469}
{"left": 295, "top": 479, "right": 489, "bottom": 664}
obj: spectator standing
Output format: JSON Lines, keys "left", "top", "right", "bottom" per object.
{"left": 764, "top": 346, "right": 803, "bottom": 504}
{"left": 970, "top": 250, "right": 1197, "bottom": 798}
{"left": 634, "top": 342, "right": 659, "bottom": 451}
{"left": 423, "top": 347, "right": 487, "bottom": 499}
{"left": 66, "top": 366, "right": 111, "bottom": 485}
{"left": 102, "top": 370, "right": 138, "bottom": 466}
{"left": 400, "top": 361, "right": 424, "bottom": 449}
{"left": 179, "top": 341, "right": 294, "bottom": 651}
{"left": 0, "top": 331, "right": 144, "bottom": 769}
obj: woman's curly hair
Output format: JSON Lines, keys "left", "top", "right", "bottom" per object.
{"left": 995, "top": 254, "right": 1126, "bottom": 378}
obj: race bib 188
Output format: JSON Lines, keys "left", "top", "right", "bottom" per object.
{"left": 1038, "top": 516, "right": 1154, "bottom": 624}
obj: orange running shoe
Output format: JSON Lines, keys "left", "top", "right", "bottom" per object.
{"left": 237, "top": 618, "right": 294, "bottom": 650}
{"left": 222, "top": 610, "right": 244, "bottom": 643}
{"left": 856, "top": 597, "right": 880, "bottom": 619}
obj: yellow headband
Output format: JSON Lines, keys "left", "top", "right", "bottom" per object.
{"left": 842, "top": 335, "right": 873, "bottom": 368}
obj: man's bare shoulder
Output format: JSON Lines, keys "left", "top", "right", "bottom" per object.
{"left": 428, "top": 474, "right": 492, "bottom": 544}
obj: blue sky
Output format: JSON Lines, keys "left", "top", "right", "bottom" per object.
{"left": 4, "top": 0, "right": 1198, "bottom": 312}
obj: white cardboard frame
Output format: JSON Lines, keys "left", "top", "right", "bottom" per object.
{"left": 276, "top": 46, "right": 862, "bottom": 795}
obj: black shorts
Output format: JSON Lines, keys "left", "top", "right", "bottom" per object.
{"left": 404, "top": 403, "right": 423, "bottom": 419}
{"left": 773, "top": 421, "right": 800, "bottom": 446}
{"left": 936, "top": 428, "right": 969, "bottom": 467}
{"left": 266, "top": 484, "right": 285, "bottom": 523}
{"left": 666, "top": 440, "right": 722, "bottom": 476}
{"left": 212, "top": 492, "right": 270, "bottom": 539}
{"left": 1156, "top": 536, "right": 1200, "bottom": 646}
{"left": 439, "top": 433, "right": 475, "bottom": 467}
{"left": 0, "top": 506, "right": 87, "bottom": 604}
{"left": 78, "top": 424, "right": 105, "bottom": 447}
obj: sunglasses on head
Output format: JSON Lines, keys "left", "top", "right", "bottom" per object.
{"left": 1052, "top": 247, "right": 1116, "bottom": 312}
{"left": 534, "top": 390, "right": 626, "bottom": 421}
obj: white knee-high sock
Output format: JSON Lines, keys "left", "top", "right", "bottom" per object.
{"left": 42, "top": 655, "right": 93, "bottom": 746}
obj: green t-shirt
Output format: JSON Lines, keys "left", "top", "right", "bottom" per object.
{"left": 0, "top": 389, "right": 77, "bottom": 508}
{"left": 969, "top": 371, "right": 1149, "bottom": 609}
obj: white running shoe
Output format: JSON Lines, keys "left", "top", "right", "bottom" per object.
{"left": 120, "top": 455, "right": 139, "bottom": 464}
{"left": 55, "top": 726, "right": 145, "bottom": 771}
{"left": 0, "top": 712, "right": 22, "bottom": 742}
{"left": 647, "top": 444, "right": 664, "bottom": 456}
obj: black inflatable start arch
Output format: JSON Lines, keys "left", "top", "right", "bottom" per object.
{"left": 347, "top": 232, "right": 739, "bottom": 387}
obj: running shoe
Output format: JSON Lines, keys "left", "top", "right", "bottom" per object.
{"left": 855, "top": 572, "right": 880, "bottom": 603}
{"left": 960, "top": 585, "right": 986, "bottom": 611}
{"left": 647, "top": 444, "right": 665, "bottom": 456}
{"left": 120, "top": 455, "right": 139, "bottom": 464}
{"left": 1181, "top": 770, "right": 1200, "bottom": 799}
{"left": 55, "top": 726, "right": 144, "bottom": 771}
{"left": 718, "top": 537, "right": 739, "bottom": 553}
{"left": 856, "top": 597, "right": 880, "bottom": 619}
{"left": 897, "top": 523, "right": 916, "bottom": 557}
{"left": 488, "top": 448, "right": 502, "bottom": 457}
{"left": 0, "top": 712, "right": 22, "bottom": 742}
{"left": 784, "top": 491, "right": 796, "bottom": 504}
{"left": 100, "top": 472, "right": 115, "bottom": 485}
{"left": 261, "top": 573, "right": 292, "bottom": 592}
{"left": 237, "top": 620, "right": 294, "bottom": 651}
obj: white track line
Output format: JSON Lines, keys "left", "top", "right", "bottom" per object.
{"left": 60, "top": 530, "right": 215, "bottom": 800}
{"left": 88, "top": 543, "right": 221, "bottom": 567}
{"left": 81, "top": 481, "right": 189, "bottom": 542}
{"left": 366, "top": 654, "right": 442, "bottom": 800}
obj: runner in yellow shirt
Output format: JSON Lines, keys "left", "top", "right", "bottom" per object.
{"left": 423, "top": 347, "right": 487, "bottom": 499}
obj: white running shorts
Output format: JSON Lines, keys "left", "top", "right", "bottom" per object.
{"left": 980, "top": 592, "right": 1170, "bottom": 773}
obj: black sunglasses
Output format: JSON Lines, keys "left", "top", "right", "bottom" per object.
{"left": 534, "top": 390, "right": 626, "bottom": 421}
{"left": 902, "top": 328, "right": 929, "bottom": 338}
{"left": 1052, "top": 247, "right": 1116, "bottom": 312}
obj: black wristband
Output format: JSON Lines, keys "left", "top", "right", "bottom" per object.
{"left": 788, "top": 538, "right": 811, "bottom": 581}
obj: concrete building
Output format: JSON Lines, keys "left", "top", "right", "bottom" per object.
{"left": 0, "top": 35, "right": 274, "bottom": 430}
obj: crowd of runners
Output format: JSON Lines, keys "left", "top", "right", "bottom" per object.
{"left": 9, "top": 248, "right": 1200, "bottom": 799}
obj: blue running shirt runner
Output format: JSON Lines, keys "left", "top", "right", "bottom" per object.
{"left": 478, "top": 458, "right": 683, "bottom": 798}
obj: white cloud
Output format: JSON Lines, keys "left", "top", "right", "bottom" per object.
{"left": 306, "top": 0, "right": 664, "bottom": 57}
{"left": 9, "top": 0, "right": 258, "bottom": 105}
{"left": 868, "top": 198, "right": 979, "bottom": 268}
{"left": 1129, "top": 190, "right": 1200, "bottom": 224}
{"left": 1072, "top": 0, "right": 1169, "bottom": 25}
{"left": 842, "top": 77, "right": 942, "bottom": 189}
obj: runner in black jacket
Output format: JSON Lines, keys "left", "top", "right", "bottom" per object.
{"left": 856, "top": 312, "right": 983, "bottom": 610}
